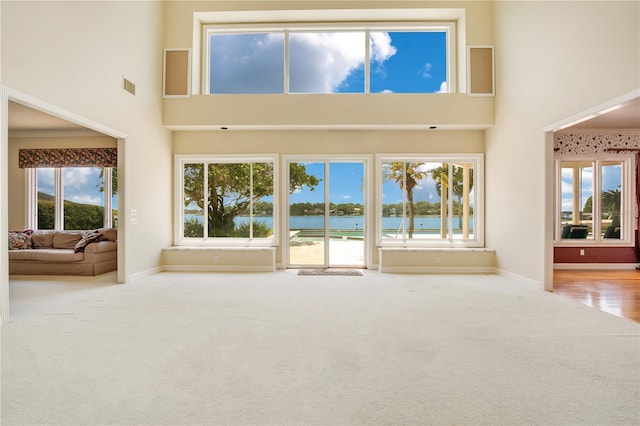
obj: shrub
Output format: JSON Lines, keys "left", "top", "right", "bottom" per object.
{"left": 184, "top": 217, "right": 204, "bottom": 237}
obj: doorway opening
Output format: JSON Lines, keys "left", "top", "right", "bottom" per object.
{"left": 285, "top": 157, "right": 369, "bottom": 269}
{"left": 1, "top": 87, "right": 128, "bottom": 325}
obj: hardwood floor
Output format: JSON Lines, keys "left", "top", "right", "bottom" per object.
{"left": 553, "top": 270, "right": 640, "bottom": 323}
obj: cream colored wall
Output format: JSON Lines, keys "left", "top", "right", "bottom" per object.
{"left": 164, "top": 1, "right": 493, "bottom": 46}
{"left": 174, "top": 130, "right": 484, "bottom": 155}
{"left": 7, "top": 136, "right": 117, "bottom": 231}
{"left": 174, "top": 129, "right": 485, "bottom": 266}
{"left": 1, "top": 1, "right": 173, "bottom": 278}
{"left": 164, "top": 95, "right": 494, "bottom": 129}
{"left": 487, "top": 1, "right": 640, "bottom": 284}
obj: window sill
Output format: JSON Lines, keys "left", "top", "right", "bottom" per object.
{"left": 165, "top": 246, "right": 276, "bottom": 251}
{"left": 378, "top": 246, "right": 494, "bottom": 253}
{"left": 554, "top": 241, "right": 633, "bottom": 248}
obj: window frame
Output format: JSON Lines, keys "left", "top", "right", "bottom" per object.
{"left": 376, "top": 153, "right": 484, "bottom": 248}
{"left": 202, "top": 21, "right": 456, "bottom": 95}
{"left": 26, "top": 167, "right": 115, "bottom": 231}
{"left": 554, "top": 154, "right": 635, "bottom": 246}
{"left": 174, "top": 154, "right": 279, "bottom": 247}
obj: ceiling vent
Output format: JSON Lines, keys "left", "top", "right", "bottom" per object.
{"left": 122, "top": 77, "right": 136, "bottom": 96}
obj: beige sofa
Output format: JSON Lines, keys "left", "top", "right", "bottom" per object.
{"left": 9, "top": 229, "right": 117, "bottom": 276}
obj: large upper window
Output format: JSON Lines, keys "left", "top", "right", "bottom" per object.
{"left": 204, "top": 23, "right": 453, "bottom": 94}
{"left": 377, "top": 154, "right": 483, "bottom": 247}
{"left": 555, "top": 156, "right": 633, "bottom": 244}
{"left": 175, "top": 156, "right": 277, "bottom": 245}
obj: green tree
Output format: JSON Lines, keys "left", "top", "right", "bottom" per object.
{"left": 385, "top": 162, "right": 427, "bottom": 238}
{"left": 184, "top": 162, "right": 319, "bottom": 237}
{"left": 602, "top": 188, "right": 621, "bottom": 226}
{"left": 97, "top": 167, "right": 118, "bottom": 195}
{"left": 37, "top": 199, "right": 55, "bottom": 230}
{"left": 64, "top": 201, "right": 104, "bottom": 230}
{"left": 429, "top": 164, "right": 473, "bottom": 233}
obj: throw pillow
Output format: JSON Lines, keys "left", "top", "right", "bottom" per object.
{"left": 31, "top": 232, "right": 54, "bottom": 249}
{"left": 8, "top": 230, "right": 34, "bottom": 250}
{"left": 97, "top": 227, "right": 117, "bottom": 242}
{"left": 52, "top": 232, "right": 83, "bottom": 249}
{"left": 74, "top": 231, "right": 104, "bottom": 253}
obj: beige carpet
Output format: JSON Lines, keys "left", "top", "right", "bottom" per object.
{"left": 2, "top": 271, "right": 639, "bottom": 425}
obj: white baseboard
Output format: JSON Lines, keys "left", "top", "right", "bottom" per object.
{"left": 379, "top": 266, "right": 497, "bottom": 274}
{"left": 128, "top": 266, "right": 163, "bottom": 282}
{"left": 496, "top": 268, "right": 542, "bottom": 289}
{"left": 554, "top": 263, "right": 638, "bottom": 270}
{"left": 162, "top": 265, "right": 275, "bottom": 273}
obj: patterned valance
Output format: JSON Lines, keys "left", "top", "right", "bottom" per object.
{"left": 19, "top": 148, "right": 117, "bottom": 168}
{"left": 554, "top": 131, "right": 640, "bottom": 155}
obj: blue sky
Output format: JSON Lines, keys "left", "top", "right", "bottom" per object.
{"left": 560, "top": 164, "right": 622, "bottom": 211}
{"left": 289, "top": 163, "right": 364, "bottom": 205}
{"left": 210, "top": 31, "right": 447, "bottom": 94}
{"left": 290, "top": 162, "right": 466, "bottom": 206}
{"left": 38, "top": 167, "right": 117, "bottom": 209}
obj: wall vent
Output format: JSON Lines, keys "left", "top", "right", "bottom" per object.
{"left": 122, "top": 77, "right": 136, "bottom": 95}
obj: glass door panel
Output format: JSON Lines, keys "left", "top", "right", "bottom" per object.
{"left": 288, "top": 162, "right": 326, "bottom": 267}
{"left": 601, "top": 161, "right": 622, "bottom": 239}
{"left": 329, "top": 162, "right": 365, "bottom": 266}
{"left": 288, "top": 160, "right": 366, "bottom": 268}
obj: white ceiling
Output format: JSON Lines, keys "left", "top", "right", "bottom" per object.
{"left": 8, "top": 101, "right": 105, "bottom": 137}
{"left": 562, "top": 98, "right": 640, "bottom": 130}
{"left": 7, "top": 97, "right": 640, "bottom": 134}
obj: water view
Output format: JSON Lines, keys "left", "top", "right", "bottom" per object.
{"left": 186, "top": 214, "right": 472, "bottom": 232}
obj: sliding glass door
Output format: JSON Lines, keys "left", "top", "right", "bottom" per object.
{"left": 286, "top": 159, "right": 366, "bottom": 268}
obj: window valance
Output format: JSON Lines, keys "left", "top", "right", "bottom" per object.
{"left": 19, "top": 148, "right": 117, "bottom": 168}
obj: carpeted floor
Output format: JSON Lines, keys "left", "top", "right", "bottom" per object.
{"left": 2, "top": 271, "right": 639, "bottom": 425}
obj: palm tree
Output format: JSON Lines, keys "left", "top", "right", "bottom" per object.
{"left": 429, "top": 165, "right": 450, "bottom": 238}
{"left": 429, "top": 164, "right": 474, "bottom": 238}
{"left": 602, "top": 188, "right": 621, "bottom": 227}
{"left": 385, "top": 162, "right": 427, "bottom": 238}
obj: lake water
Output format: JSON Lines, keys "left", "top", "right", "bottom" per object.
{"left": 186, "top": 214, "right": 472, "bottom": 231}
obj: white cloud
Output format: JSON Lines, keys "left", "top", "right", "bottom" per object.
{"left": 420, "top": 63, "right": 432, "bottom": 78}
{"left": 436, "top": 81, "right": 447, "bottom": 93}
{"left": 380, "top": 89, "right": 394, "bottom": 93}
{"left": 62, "top": 167, "right": 104, "bottom": 206}
{"left": 343, "top": 195, "right": 351, "bottom": 200}
{"left": 212, "top": 32, "right": 398, "bottom": 93}
{"left": 36, "top": 168, "right": 55, "bottom": 195}
{"left": 210, "top": 33, "right": 285, "bottom": 93}
{"left": 370, "top": 32, "right": 397, "bottom": 62}
{"left": 69, "top": 194, "right": 103, "bottom": 205}
{"left": 290, "top": 32, "right": 366, "bottom": 92}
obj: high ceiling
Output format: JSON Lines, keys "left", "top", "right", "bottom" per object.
{"left": 7, "top": 97, "right": 640, "bottom": 134}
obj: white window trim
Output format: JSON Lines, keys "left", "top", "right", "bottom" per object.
{"left": 193, "top": 8, "right": 467, "bottom": 95}
{"left": 554, "top": 154, "right": 635, "bottom": 247}
{"left": 376, "top": 153, "right": 484, "bottom": 248}
{"left": 202, "top": 21, "right": 457, "bottom": 95}
{"left": 174, "top": 154, "right": 279, "bottom": 247}
{"left": 26, "top": 167, "right": 115, "bottom": 231}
